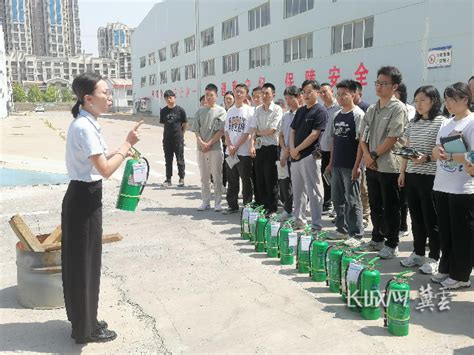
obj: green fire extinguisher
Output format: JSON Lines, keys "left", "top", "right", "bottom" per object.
{"left": 341, "top": 251, "right": 368, "bottom": 302}
{"left": 308, "top": 232, "right": 328, "bottom": 282}
{"left": 359, "top": 257, "right": 381, "bottom": 320}
{"left": 384, "top": 271, "right": 412, "bottom": 336}
{"left": 265, "top": 217, "right": 280, "bottom": 258}
{"left": 326, "top": 244, "right": 346, "bottom": 293}
{"left": 278, "top": 220, "right": 297, "bottom": 265}
{"left": 248, "top": 206, "right": 262, "bottom": 243}
{"left": 296, "top": 225, "right": 313, "bottom": 273}
{"left": 255, "top": 212, "right": 268, "bottom": 252}
{"left": 116, "top": 148, "right": 150, "bottom": 212}
{"left": 241, "top": 202, "right": 254, "bottom": 240}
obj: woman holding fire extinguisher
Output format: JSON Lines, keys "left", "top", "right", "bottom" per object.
{"left": 62, "top": 72, "right": 143, "bottom": 344}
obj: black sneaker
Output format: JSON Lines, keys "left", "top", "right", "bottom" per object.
{"left": 178, "top": 178, "right": 185, "bottom": 187}
{"left": 162, "top": 179, "right": 172, "bottom": 187}
{"left": 222, "top": 207, "right": 239, "bottom": 214}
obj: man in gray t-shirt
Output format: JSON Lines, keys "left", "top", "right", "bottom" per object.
{"left": 192, "top": 83, "right": 226, "bottom": 211}
{"left": 359, "top": 66, "right": 407, "bottom": 259}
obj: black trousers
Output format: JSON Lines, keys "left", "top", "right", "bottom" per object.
{"left": 278, "top": 161, "right": 292, "bottom": 214}
{"left": 163, "top": 137, "right": 185, "bottom": 180}
{"left": 255, "top": 145, "right": 279, "bottom": 213}
{"left": 61, "top": 180, "right": 103, "bottom": 340}
{"left": 366, "top": 169, "right": 400, "bottom": 248}
{"left": 321, "top": 151, "right": 332, "bottom": 208}
{"left": 435, "top": 191, "right": 474, "bottom": 282}
{"left": 399, "top": 186, "right": 409, "bottom": 231}
{"left": 226, "top": 155, "right": 253, "bottom": 209}
{"left": 251, "top": 157, "right": 260, "bottom": 204}
{"left": 405, "top": 173, "right": 440, "bottom": 260}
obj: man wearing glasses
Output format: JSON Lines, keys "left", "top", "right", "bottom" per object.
{"left": 359, "top": 66, "right": 408, "bottom": 259}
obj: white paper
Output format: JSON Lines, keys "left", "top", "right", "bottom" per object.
{"left": 242, "top": 207, "right": 250, "bottom": 220}
{"left": 271, "top": 223, "right": 280, "bottom": 237}
{"left": 132, "top": 162, "right": 147, "bottom": 184}
{"left": 288, "top": 232, "right": 297, "bottom": 247}
{"left": 249, "top": 212, "right": 258, "bottom": 225}
{"left": 346, "top": 262, "right": 364, "bottom": 285}
{"left": 300, "top": 236, "right": 312, "bottom": 251}
{"left": 276, "top": 161, "right": 290, "bottom": 179}
{"left": 226, "top": 155, "right": 240, "bottom": 169}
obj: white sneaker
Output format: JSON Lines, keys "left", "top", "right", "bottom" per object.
{"left": 378, "top": 245, "right": 399, "bottom": 259}
{"left": 430, "top": 273, "right": 449, "bottom": 284}
{"left": 419, "top": 258, "right": 439, "bottom": 275}
{"left": 293, "top": 219, "right": 306, "bottom": 230}
{"left": 400, "top": 252, "right": 425, "bottom": 267}
{"left": 399, "top": 229, "right": 409, "bottom": 237}
{"left": 197, "top": 203, "right": 211, "bottom": 211}
{"left": 214, "top": 203, "right": 222, "bottom": 212}
{"left": 440, "top": 277, "right": 471, "bottom": 290}
{"left": 343, "top": 237, "right": 362, "bottom": 248}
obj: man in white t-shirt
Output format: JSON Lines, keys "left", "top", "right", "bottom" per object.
{"left": 223, "top": 84, "right": 255, "bottom": 213}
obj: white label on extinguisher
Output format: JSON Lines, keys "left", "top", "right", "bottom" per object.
{"left": 346, "top": 262, "right": 364, "bottom": 285}
{"left": 249, "top": 212, "right": 258, "bottom": 225}
{"left": 271, "top": 223, "right": 280, "bottom": 237}
{"left": 242, "top": 208, "right": 250, "bottom": 220}
{"left": 132, "top": 162, "right": 147, "bottom": 184}
{"left": 288, "top": 232, "right": 297, "bottom": 247}
{"left": 300, "top": 236, "right": 312, "bottom": 251}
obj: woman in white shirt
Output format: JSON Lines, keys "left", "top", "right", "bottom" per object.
{"left": 62, "top": 72, "right": 143, "bottom": 343}
{"left": 431, "top": 82, "right": 474, "bottom": 290}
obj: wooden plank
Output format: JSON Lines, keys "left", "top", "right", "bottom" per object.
{"left": 42, "top": 226, "right": 62, "bottom": 245}
{"left": 43, "top": 233, "right": 123, "bottom": 252}
{"left": 9, "top": 214, "right": 45, "bottom": 252}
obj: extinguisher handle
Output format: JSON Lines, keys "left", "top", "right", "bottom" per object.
{"left": 138, "top": 156, "right": 151, "bottom": 196}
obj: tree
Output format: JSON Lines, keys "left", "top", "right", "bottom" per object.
{"left": 12, "top": 82, "right": 26, "bottom": 102}
{"left": 43, "top": 85, "right": 59, "bottom": 103}
{"left": 61, "top": 89, "right": 75, "bottom": 102}
{"left": 27, "top": 85, "right": 43, "bottom": 103}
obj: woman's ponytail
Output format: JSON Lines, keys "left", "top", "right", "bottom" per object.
{"left": 71, "top": 99, "right": 82, "bottom": 118}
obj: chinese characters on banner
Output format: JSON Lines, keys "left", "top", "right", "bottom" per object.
{"left": 221, "top": 82, "right": 227, "bottom": 96}
{"left": 285, "top": 72, "right": 294, "bottom": 87}
{"left": 328, "top": 65, "right": 341, "bottom": 87}
{"left": 258, "top": 76, "right": 266, "bottom": 87}
{"left": 305, "top": 69, "right": 316, "bottom": 81}
{"left": 354, "top": 62, "right": 369, "bottom": 86}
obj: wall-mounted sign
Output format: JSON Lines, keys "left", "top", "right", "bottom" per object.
{"left": 427, "top": 45, "right": 452, "bottom": 68}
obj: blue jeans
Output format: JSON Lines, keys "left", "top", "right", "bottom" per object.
{"left": 331, "top": 167, "right": 363, "bottom": 238}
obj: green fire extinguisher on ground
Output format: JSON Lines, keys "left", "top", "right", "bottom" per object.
{"left": 341, "top": 251, "right": 368, "bottom": 303}
{"left": 326, "top": 243, "right": 346, "bottom": 293}
{"left": 308, "top": 232, "right": 328, "bottom": 282}
{"left": 255, "top": 212, "right": 268, "bottom": 252}
{"left": 296, "top": 225, "right": 313, "bottom": 273}
{"left": 278, "top": 220, "right": 297, "bottom": 265}
{"left": 248, "top": 206, "right": 262, "bottom": 243}
{"left": 265, "top": 217, "right": 280, "bottom": 258}
{"left": 116, "top": 148, "right": 150, "bottom": 212}
{"left": 384, "top": 271, "right": 412, "bottom": 336}
{"left": 359, "top": 257, "right": 381, "bottom": 320}
{"left": 241, "top": 203, "right": 254, "bottom": 240}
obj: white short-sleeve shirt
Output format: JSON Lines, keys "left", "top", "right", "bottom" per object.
{"left": 65, "top": 109, "right": 108, "bottom": 182}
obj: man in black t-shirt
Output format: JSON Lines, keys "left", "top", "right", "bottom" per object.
{"left": 160, "top": 90, "right": 187, "bottom": 187}
{"left": 289, "top": 80, "right": 328, "bottom": 233}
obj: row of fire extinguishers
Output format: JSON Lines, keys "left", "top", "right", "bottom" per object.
{"left": 241, "top": 203, "right": 413, "bottom": 337}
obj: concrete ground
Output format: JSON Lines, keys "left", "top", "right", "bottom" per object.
{"left": 0, "top": 111, "right": 473, "bottom": 354}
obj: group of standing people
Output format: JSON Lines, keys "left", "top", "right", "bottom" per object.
{"left": 184, "top": 67, "right": 474, "bottom": 291}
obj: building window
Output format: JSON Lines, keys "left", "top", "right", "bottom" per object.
{"left": 140, "top": 56, "right": 146, "bottom": 68}
{"left": 159, "top": 47, "right": 166, "bottom": 61}
{"left": 201, "top": 27, "right": 214, "bottom": 47}
{"left": 185, "top": 35, "right": 195, "bottom": 53}
{"left": 171, "top": 67, "right": 181, "bottom": 82}
{"left": 171, "top": 42, "right": 179, "bottom": 58}
{"left": 185, "top": 64, "right": 196, "bottom": 80}
{"left": 160, "top": 71, "right": 167, "bottom": 84}
{"left": 283, "top": 33, "right": 313, "bottom": 63}
{"left": 202, "top": 59, "right": 215, "bottom": 77}
{"left": 223, "top": 52, "right": 239, "bottom": 74}
{"left": 148, "top": 52, "right": 156, "bottom": 65}
{"left": 149, "top": 74, "right": 156, "bottom": 86}
{"left": 141, "top": 76, "right": 146, "bottom": 87}
{"left": 331, "top": 16, "right": 374, "bottom": 54}
{"left": 249, "top": 44, "right": 270, "bottom": 69}
{"left": 248, "top": 2, "right": 270, "bottom": 31}
{"left": 222, "top": 16, "right": 239, "bottom": 41}
{"left": 284, "top": 0, "right": 314, "bottom": 19}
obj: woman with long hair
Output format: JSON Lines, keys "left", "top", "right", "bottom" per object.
{"left": 398, "top": 85, "right": 444, "bottom": 274}
{"left": 62, "top": 72, "right": 143, "bottom": 343}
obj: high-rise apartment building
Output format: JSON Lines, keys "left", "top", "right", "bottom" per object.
{"left": 1, "top": 0, "right": 81, "bottom": 57}
{"left": 97, "top": 22, "right": 132, "bottom": 79}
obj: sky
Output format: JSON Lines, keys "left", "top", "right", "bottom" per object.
{"left": 78, "top": 0, "right": 159, "bottom": 55}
